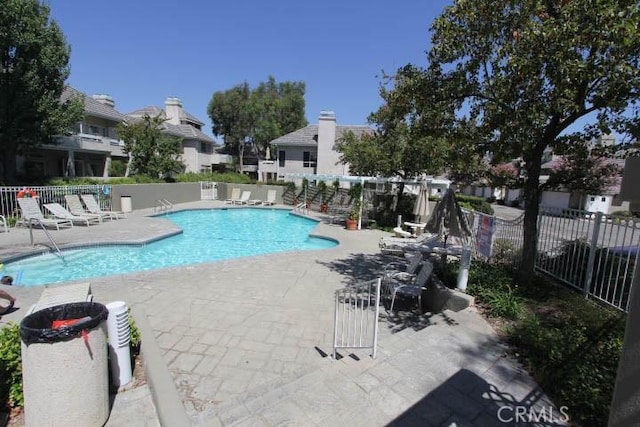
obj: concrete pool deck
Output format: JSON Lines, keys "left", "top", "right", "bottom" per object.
{"left": 0, "top": 201, "right": 564, "bottom": 426}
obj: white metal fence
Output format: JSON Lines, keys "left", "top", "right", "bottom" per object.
{"left": 333, "top": 279, "right": 381, "bottom": 359}
{"left": 467, "top": 207, "right": 639, "bottom": 313}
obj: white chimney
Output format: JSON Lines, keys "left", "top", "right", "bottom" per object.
{"left": 92, "top": 94, "right": 115, "bottom": 108}
{"left": 165, "top": 97, "right": 183, "bottom": 125}
{"left": 316, "top": 110, "right": 343, "bottom": 176}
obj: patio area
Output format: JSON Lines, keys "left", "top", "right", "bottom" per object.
{"left": 0, "top": 201, "right": 564, "bottom": 426}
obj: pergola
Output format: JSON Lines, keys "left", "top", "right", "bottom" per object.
{"left": 283, "top": 173, "right": 440, "bottom": 230}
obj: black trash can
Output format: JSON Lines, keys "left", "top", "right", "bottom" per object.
{"left": 20, "top": 302, "right": 110, "bottom": 427}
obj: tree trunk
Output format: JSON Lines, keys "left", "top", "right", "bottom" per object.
{"left": 520, "top": 151, "right": 544, "bottom": 284}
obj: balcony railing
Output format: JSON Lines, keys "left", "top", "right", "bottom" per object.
{"left": 51, "top": 134, "right": 126, "bottom": 156}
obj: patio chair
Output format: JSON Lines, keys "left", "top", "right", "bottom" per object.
{"left": 262, "top": 190, "right": 277, "bottom": 206}
{"left": 383, "top": 260, "right": 434, "bottom": 313}
{"left": 44, "top": 203, "right": 101, "bottom": 226}
{"left": 17, "top": 198, "right": 74, "bottom": 230}
{"left": 233, "top": 191, "right": 251, "bottom": 205}
{"left": 81, "top": 194, "right": 126, "bottom": 219}
{"left": 64, "top": 194, "right": 108, "bottom": 222}
{"left": 225, "top": 188, "right": 241, "bottom": 204}
{"left": 383, "top": 252, "right": 424, "bottom": 283}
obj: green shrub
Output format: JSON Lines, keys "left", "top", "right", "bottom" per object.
{"left": 456, "top": 194, "right": 494, "bottom": 215}
{"left": 445, "top": 260, "right": 625, "bottom": 426}
{"left": 0, "top": 323, "right": 23, "bottom": 409}
{"left": 129, "top": 310, "right": 141, "bottom": 355}
{"left": 175, "top": 172, "right": 252, "bottom": 184}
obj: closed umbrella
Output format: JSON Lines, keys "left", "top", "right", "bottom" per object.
{"left": 412, "top": 182, "right": 430, "bottom": 224}
{"left": 425, "top": 188, "right": 472, "bottom": 246}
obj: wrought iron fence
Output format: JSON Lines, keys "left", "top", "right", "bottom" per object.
{"left": 0, "top": 185, "right": 112, "bottom": 226}
{"left": 467, "top": 207, "right": 639, "bottom": 313}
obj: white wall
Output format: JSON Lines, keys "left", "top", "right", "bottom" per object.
{"left": 584, "top": 194, "right": 612, "bottom": 213}
{"left": 540, "top": 191, "right": 570, "bottom": 209}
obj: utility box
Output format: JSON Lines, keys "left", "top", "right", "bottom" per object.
{"left": 20, "top": 302, "right": 110, "bottom": 427}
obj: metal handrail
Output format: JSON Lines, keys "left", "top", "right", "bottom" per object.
{"left": 29, "top": 219, "right": 65, "bottom": 261}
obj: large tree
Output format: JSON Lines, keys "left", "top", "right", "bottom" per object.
{"left": 384, "top": 0, "right": 640, "bottom": 278}
{"left": 117, "top": 115, "right": 185, "bottom": 179}
{"left": 0, "top": 0, "right": 83, "bottom": 183}
{"left": 335, "top": 75, "right": 452, "bottom": 211}
{"left": 207, "top": 76, "right": 307, "bottom": 171}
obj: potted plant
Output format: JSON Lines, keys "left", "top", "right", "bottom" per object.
{"left": 346, "top": 201, "right": 360, "bottom": 230}
{"left": 318, "top": 181, "right": 329, "bottom": 213}
{"left": 345, "top": 183, "right": 363, "bottom": 230}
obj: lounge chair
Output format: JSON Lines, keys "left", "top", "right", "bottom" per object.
{"left": 234, "top": 191, "right": 251, "bottom": 205}
{"left": 383, "top": 260, "right": 434, "bottom": 312}
{"left": 379, "top": 231, "right": 440, "bottom": 255}
{"left": 44, "top": 203, "right": 101, "bottom": 226}
{"left": 262, "top": 190, "right": 277, "bottom": 206}
{"left": 17, "top": 198, "right": 73, "bottom": 230}
{"left": 81, "top": 194, "right": 126, "bottom": 219}
{"left": 64, "top": 195, "right": 108, "bottom": 222}
{"left": 0, "top": 214, "right": 7, "bottom": 233}
{"left": 225, "top": 188, "right": 241, "bottom": 204}
{"left": 383, "top": 252, "right": 424, "bottom": 283}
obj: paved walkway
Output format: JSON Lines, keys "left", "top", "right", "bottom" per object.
{"left": 0, "top": 202, "right": 564, "bottom": 426}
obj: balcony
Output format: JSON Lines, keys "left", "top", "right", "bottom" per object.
{"left": 241, "top": 164, "right": 258, "bottom": 173}
{"left": 51, "top": 134, "right": 126, "bottom": 157}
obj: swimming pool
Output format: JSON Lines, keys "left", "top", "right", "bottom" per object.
{"left": 3, "top": 208, "right": 337, "bottom": 287}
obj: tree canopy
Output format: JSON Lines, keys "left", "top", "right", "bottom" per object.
{"left": 368, "top": 0, "right": 640, "bottom": 277}
{"left": 0, "top": 0, "right": 84, "bottom": 184}
{"left": 117, "top": 115, "right": 185, "bottom": 179}
{"left": 207, "top": 76, "right": 307, "bottom": 171}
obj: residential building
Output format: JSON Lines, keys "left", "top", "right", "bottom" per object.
{"left": 20, "top": 87, "right": 129, "bottom": 180}
{"left": 127, "top": 97, "right": 231, "bottom": 174}
{"left": 18, "top": 87, "right": 229, "bottom": 181}
{"left": 259, "top": 110, "right": 371, "bottom": 183}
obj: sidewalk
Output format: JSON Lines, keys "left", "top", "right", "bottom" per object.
{"left": 0, "top": 201, "right": 563, "bottom": 426}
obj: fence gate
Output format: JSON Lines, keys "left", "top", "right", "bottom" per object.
{"left": 200, "top": 182, "right": 217, "bottom": 200}
{"left": 333, "top": 278, "right": 381, "bottom": 359}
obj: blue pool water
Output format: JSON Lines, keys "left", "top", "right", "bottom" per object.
{"left": 3, "top": 208, "right": 337, "bottom": 287}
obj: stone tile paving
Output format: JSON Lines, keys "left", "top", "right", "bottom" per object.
{"left": 0, "top": 201, "right": 566, "bottom": 426}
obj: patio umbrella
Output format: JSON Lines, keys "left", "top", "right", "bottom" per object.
{"left": 412, "top": 181, "right": 430, "bottom": 223}
{"left": 424, "top": 188, "right": 473, "bottom": 245}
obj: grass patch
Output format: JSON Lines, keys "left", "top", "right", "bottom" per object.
{"left": 440, "top": 261, "right": 625, "bottom": 426}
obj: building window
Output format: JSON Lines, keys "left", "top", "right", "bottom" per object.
{"left": 200, "top": 142, "right": 208, "bottom": 153}
{"left": 303, "top": 151, "right": 316, "bottom": 168}
{"left": 279, "top": 150, "right": 286, "bottom": 167}
{"left": 89, "top": 125, "right": 100, "bottom": 135}
{"left": 601, "top": 197, "right": 606, "bottom": 202}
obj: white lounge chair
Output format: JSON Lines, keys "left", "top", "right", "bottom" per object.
{"left": 44, "top": 203, "right": 101, "bottom": 226}
{"left": 225, "top": 188, "right": 241, "bottom": 204}
{"left": 17, "top": 198, "right": 73, "bottom": 230}
{"left": 234, "top": 191, "right": 251, "bottom": 205}
{"left": 81, "top": 194, "right": 126, "bottom": 219}
{"left": 262, "top": 190, "right": 277, "bottom": 206}
{"left": 64, "top": 194, "right": 107, "bottom": 222}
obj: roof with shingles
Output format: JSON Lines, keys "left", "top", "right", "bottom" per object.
{"left": 127, "top": 106, "right": 204, "bottom": 126}
{"left": 61, "top": 86, "right": 128, "bottom": 122}
{"left": 271, "top": 124, "right": 372, "bottom": 147}
{"left": 126, "top": 107, "right": 215, "bottom": 143}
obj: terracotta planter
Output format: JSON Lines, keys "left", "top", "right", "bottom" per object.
{"left": 345, "top": 218, "right": 358, "bottom": 230}
{"left": 320, "top": 204, "right": 328, "bottom": 213}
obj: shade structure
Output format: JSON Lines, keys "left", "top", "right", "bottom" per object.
{"left": 425, "top": 188, "right": 473, "bottom": 245}
{"left": 413, "top": 182, "right": 431, "bottom": 223}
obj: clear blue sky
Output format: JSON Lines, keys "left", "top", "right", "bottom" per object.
{"left": 47, "top": 0, "right": 452, "bottom": 137}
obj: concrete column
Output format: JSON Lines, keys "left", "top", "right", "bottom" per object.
{"left": 66, "top": 150, "right": 76, "bottom": 177}
{"left": 103, "top": 156, "right": 111, "bottom": 178}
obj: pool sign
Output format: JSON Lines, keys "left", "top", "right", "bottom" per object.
{"left": 476, "top": 213, "right": 496, "bottom": 258}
